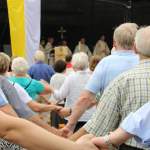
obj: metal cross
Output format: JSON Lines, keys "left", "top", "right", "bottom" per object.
{"left": 57, "top": 26, "right": 66, "bottom": 40}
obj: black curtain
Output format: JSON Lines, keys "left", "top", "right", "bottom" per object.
{"left": 0, "top": 0, "right": 10, "bottom": 50}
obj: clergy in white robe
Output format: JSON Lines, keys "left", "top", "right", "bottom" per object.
{"left": 93, "top": 35, "right": 110, "bottom": 57}
{"left": 74, "top": 38, "right": 92, "bottom": 57}
{"left": 54, "top": 46, "right": 71, "bottom": 62}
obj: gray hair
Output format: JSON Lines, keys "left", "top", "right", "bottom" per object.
{"left": 135, "top": 26, "right": 150, "bottom": 57}
{"left": 12, "top": 57, "right": 29, "bottom": 75}
{"left": 34, "top": 50, "right": 45, "bottom": 62}
{"left": 72, "top": 52, "right": 89, "bottom": 70}
{"left": 113, "top": 23, "right": 138, "bottom": 49}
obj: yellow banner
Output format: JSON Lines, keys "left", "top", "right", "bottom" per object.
{"left": 7, "top": 0, "right": 26, "bottom": 57}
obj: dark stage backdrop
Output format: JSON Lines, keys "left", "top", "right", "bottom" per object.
{"left": 1, "top": 0, "right": 150, "bottom": 53}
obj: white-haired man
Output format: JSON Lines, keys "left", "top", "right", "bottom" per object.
{"left": 62, "top": 23, "right": 139, "bottom": 137}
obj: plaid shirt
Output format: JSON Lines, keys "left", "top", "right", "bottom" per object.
{"left": 84, "top": 59, "right": 150, "bottom": 149}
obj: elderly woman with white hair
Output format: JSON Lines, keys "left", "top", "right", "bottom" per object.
{"left": 28, "top": 50, "right": 55, "bottom": 83}
{"left": 9, "top": 57, "right": 53, "bottom": 101}
{"left": 51, "top": 52, "right": 96, "bottom": 131}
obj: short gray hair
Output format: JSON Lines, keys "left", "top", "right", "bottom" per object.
{"left": 113, "top": 23, "right": 138, "bottom": 49}
{"left": 34, "top": 50, "right": 45, "bottom": 62}
{"left": 72, "top": 52, "right": 89, "bottom": 70}
{"left": 12, "top": 57, "right": 29, "bottom": 75}
{"left": 135, "top": 26, "right": 150, "bottom": 57}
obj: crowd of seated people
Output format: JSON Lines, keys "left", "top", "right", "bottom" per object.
{"left": 2, "top": 23, "right": 150, "bottom": 150}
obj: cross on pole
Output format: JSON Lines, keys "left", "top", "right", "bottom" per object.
{"left": 57, "top": 26, "right": 66, "bottom": 40}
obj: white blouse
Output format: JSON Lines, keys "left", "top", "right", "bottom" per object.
{"left": 54, "top": 70, "right": 96, "bottom": 122}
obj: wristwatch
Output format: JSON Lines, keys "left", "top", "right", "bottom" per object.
{"left": 103, "top": 135, "right": 119, "bottom": 150}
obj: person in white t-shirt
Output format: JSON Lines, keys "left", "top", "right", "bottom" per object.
{"left": 50, "top": 59, "right": 67, "bottom": 127}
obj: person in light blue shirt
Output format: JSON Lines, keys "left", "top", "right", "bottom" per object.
{"left": 86, "top": 50, "right": 139, "bottom": 94}
{"left": 63, "top": 23, "right": 140, "bottom": 133}
{"left": 120, "top": 101, "right": 150, "bottom": 147}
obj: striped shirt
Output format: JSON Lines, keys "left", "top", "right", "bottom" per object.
{"left": 84, "top": 59, "right": 150, "bottom": 149}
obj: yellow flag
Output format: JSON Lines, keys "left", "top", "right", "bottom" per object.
{"left": 7, "top": 0, "right": 26, "bottom": 57}
{"left": 7, "top": 0, "right": 41, "bottom": 65}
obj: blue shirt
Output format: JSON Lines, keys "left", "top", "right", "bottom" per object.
{"left": 28, "top": 61, "right": 55, "bottom": 83}
{"left": 121, "top": 102, "right": 150, "bottom": 147}
{"left": 85, "top": 50, "right": 139, "bottom": 94}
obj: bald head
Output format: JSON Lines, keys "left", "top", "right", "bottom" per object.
{"left": 113, "top": 23, "right": 138, "bottom": 50}
{"left": 135, "top": 26, "right": 150, "bottom": 57}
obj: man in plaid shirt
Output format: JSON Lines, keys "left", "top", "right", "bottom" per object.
{"left": 69, "top": 26, "right": 150, "bottom": 150}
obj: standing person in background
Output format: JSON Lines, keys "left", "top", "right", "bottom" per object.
{"left": 50, "top": 60, "right": 67, "bottom": 128}
{"left": 50, "top": 60, "right": 67, "bottom": 102}
{"left": 39, "top": 39, "right": 45, "bottom": 52}
{"left": 28, "top": 50, "right": 55, "bottom": 83}
{"left": 45, "top": 37, "right": 55, "bottom": 64}
{"left": 65, "top": 54, "right": 74, "bottom": 75}
{"left": 45, "top": 37, "right": 54, "bottom": 52}
{"left": 54, "top": 40, "right": 72, "bottom": 62}
{"left": 62, "top": 40, "right": 72, "bottom": 53}
{"left": 65, "top": 54, "right": 72, "bottom": 68}
{"left": 93, "top": 35, "right": 110, "bottom": 57}
{"left": 74, "top": 38, "right": 92, "bottom": 57}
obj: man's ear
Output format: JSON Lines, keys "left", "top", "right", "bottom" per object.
{"left": 133, "top": 43, "right": 138, "bottom": 54}
{"left": 113, "top": 41, "right": 116, "bottom": 48}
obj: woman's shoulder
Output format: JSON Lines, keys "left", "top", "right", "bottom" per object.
{"left": 9, "top": 76, "right": 23, "bottom": 82}
{"left": 31, "top": 78, "right": 42, "bottom": 84}
{"left": 28, "top": 79, "right": 44, "bottom": 91}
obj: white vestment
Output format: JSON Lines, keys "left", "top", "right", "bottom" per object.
{"left": 54, "top": 46, "right": 72, "bottom": 62}
{"left": 74, "top": 42, "right": 91, "bottom": 57}
{"left": 93, "top": 40, "right": 110, "bottom": 56}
